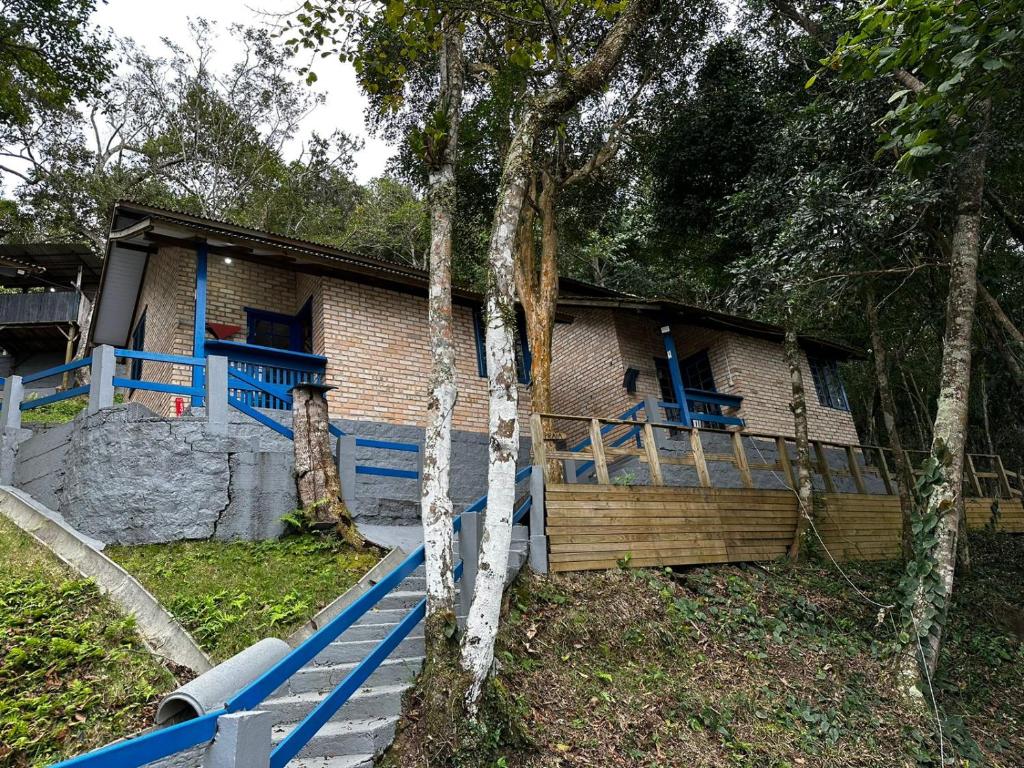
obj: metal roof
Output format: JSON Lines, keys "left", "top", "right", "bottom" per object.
{"left": 0, "top": 243, "right": 102, "bottom": 290}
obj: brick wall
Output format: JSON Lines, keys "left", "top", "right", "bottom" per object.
{"left": 128, "top": 247, "right": 195, "bottom": 415}
{"left": 318, "top": 276, "right": 531, "bottom": 432}
{"left": 205, "top": 256, "right": 299, "bottom": 332}
{"left": 549, "top": 308, "right": 860, "bottom": 445}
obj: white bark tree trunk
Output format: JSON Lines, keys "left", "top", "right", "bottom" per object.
{"left": 460, "top": 110, "right": 537, "bottom": 711}
{"left": 783, "top": 327, "right": 814, "bottom": 559}
{"left": 421, "top": 17, "right": 464, "bottom": 634}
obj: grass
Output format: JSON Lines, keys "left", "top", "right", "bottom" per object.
{"left": 19, "top": 395, "right": 88, "bottom": 425}
{"left": 107, "top": 535, "right": 380, "bottom": 661}
{"left": 0, "top": 515, "right": 179, "bottom": 768}
{"left": 386, "top": 532, "right": 1023, "bottom": 767}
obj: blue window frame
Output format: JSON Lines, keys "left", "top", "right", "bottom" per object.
{"left": 809, "top": 356, "right": 850, "bottom": 411}
{"left": 472, "top": 307, "right": 531, "bottom": 385}
{"left": 245, "top": 303, "right": 312, "bottom": 353}
{"left": 129, "top": 310, "right": 146, "bottom": 382}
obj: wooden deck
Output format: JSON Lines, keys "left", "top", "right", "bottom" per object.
{"left": 546, "top": 485, "right": 798, "bottom": 572}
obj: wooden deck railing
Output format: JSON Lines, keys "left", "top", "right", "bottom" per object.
{"left": 530, "top": 411, "right": 1024, "bottom": 500}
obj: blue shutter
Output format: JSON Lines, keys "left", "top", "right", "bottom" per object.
{"left": 472, "top": 307, "right": 487, "bottom": 377}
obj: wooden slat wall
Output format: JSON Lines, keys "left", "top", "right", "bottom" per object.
{"left": 546, "top": 485, "right": 798, "bottom": 572}
{"left": 819, "top": 494, "right": 1024, "bottom": 562}
{"left": 816, "top": 494, "right": 903, "bottom": 561}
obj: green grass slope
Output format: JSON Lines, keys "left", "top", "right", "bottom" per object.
{"left": 0, "top": 516, "right": 179, "bottom": 768}
{"left": 389, "top": 533, "right": 1023, "bottom": 767}
{"left": 107, "top": 536, "right": 379, "bottom": 661}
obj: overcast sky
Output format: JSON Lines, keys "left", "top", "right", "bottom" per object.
{"left": 92, "top": 0, "right": 395, "bottom": 182}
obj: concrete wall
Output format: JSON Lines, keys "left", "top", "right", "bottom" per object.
{"left": 9, "top": 405, "right": 522, "bottom": 545}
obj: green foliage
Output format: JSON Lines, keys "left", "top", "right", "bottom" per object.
{"left": 827, "top": 0, "right": 1023, "bottom": 171}
{"left": 107, "top": 535, "right": 378, "bottom": 660}
{"left": 19, "top": 395, "right": 88, "bottom": 425}
{"left": 0, "top": 516, "right": 175, "bottom": 767}
{"left": 0, "top": 0, "right": 112, "bottom": 128}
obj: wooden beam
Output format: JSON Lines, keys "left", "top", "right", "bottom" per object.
{"left": 814, "top": 441, "right": 836, "bottom": 493}
{"left": 776, "top": 436, "right": 795, "bottom": 489}
{"left": 845, "top": 445, "right": 867, "bottom": 494}
{"left": 690, "top": 429, "right": 711, "bottom": 487}
{"left": 642, "top": 422, "right": 664, "bottom": 486}
{"left": 965, "top": 454, "right": 984, "bottom": 497}
{"left": 994, "top": 454, "right": 1013, "bottom": 498}
{"left": 875, "top": 447, "right": 895, "bottom": 496}
{"left": 589, "top": 418, "right": 611, "bottom": 485}
{"left": 530, "top": 412, "right": 547, "bottom": 476}
{"left": 732, "top": 431, "right": 753, "bottom": 488}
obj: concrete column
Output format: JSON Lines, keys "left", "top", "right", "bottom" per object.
{"left": 528, "top": 464, "right": 548, "bottom": 574}
{"left": 206, "top": 356, "right": 229, "bottom": 435}
{"left": 458, "top": 510, "right": 481, "bottom": 628}
{"left": 204, "top": 710, "right": 273, "bottom": 768}
{"left": 564, "top": 457, "right": 578, "bottom": 484}
{"left": 1, "top": 375, "right": 23, "bottom": 430}
{"left": 87, "top": 344, "right": 115, "bottom": 414}
{"left": 336, "top": 434, "right": 357, "bottom": 512}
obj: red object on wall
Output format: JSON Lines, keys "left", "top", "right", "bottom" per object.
{"left": 207, "top": 322, "right": 241, "bottom": 340}
{"left": 175, "top": 397, "right": 184, "bottom": 417}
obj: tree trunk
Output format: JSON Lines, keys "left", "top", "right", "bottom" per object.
{"left": 899, "top": 129, "right": 987, "bottom": 700}
{"left": 783, "top": 327, "right": 814, "bottom": 559}
{"left": 514, "top": 172, "right": 563, "bottom": 482}
{"left": 420, "top": 15, "right": 464, "bottom": 658}
{"left": 866, "top": 289, "right": 915, "bottom": 560}
{"left": 981, "top": 311, "right": 1024, "bottom": 397}
{"left": 292, "top": 384, "right": 363, "bottom": 547}
{"left": 459, "top": 107, "right": 537, "bottom": 713}
{"left": 459, "top": 0, "right": 658, "bottom": 712}
{"left": 978, "top": 360, "right": 995, "bottom": 457}
{"left": 898, "top": 362, "right": 930, "bottom": 449}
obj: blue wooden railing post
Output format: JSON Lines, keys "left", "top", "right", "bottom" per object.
{"left": 458, "top": 510, "right": 481, "bottom": 628}
{"left": 529, "top": 464, "right": 548, "bottom": 574}
{"left": 1, "top": 375, "right": 23, "bottom": 430}
{"left": 207, "top": 710, "right": 273, "bottom": 768}
{"left": 192, "top": 242, "right": 208, "bottom": 408}
{"left": 206, "top": 355, "right": 228, "bottom": 435}
{"left": 87, "top": 345, "right": 115, "bottom": 414}
{"left": 660, "top": 326, "right": 692, "bottom": 427}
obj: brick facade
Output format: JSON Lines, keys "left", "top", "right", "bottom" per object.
{"left": 126, "top": 246, "right": 532, "bottom": 430}
{"left": 126, "top": 246, "right": 856, "bottom": 442}
{"left": 548, "top": 308, "right": 860, "bottom": 444}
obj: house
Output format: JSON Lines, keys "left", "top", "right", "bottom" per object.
{"left": 90, "top": 202, "right": 860, "bottom": 446}
{"left": 0, "top": 244, "right": 100, "bottom": 396}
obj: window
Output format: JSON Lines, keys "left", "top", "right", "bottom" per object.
{"left": 472, "top": 308, "right": 531, "bottom": 385}
{"left": 809, "top": 357, "right": 850, "bottom": 411}
{"left": 245, "top": 304, "right": 312, "bottom": 352}
{"left": 129, "top": 310, "right": 146, "bottom": 383}
{"left": 655, "top": 349, "right": 721, "bottom": 427}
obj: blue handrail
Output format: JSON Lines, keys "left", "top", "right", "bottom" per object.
{"left": 21, "top": 357, "right": 93, "bottom": 385}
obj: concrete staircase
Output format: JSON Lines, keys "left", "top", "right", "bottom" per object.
{"left": 263, "top": 525, "right": 529, "bottom": 767}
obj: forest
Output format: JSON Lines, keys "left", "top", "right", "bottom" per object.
{"left": 2, "top": 0, "right": 1023, "bottom": 765}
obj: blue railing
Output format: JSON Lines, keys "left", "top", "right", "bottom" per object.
{"left": 51, "top": 466, "right": 534, "bottom": 768}
{"left": 225, "top": 367, "right": 420, "bottom": 481}
{"left": 19, "top": 358, "right": 93, "bottom": 412}
{"left": 209, "top": 340, "right": 326, "bottom": 411}
{"left": 660, "top": 390, "right": 744, "bottom": 429}
{"left": 114, "top": 350, "right": 207, "bottom": 402}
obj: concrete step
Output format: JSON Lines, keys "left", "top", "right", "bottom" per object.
{"left": 272, "top": 716, "right": 399, "bottom": 759}
{"left": 316, "top": 635, "right": 425, "bottom": 665}
{"left": 375, "top": 590, "right": 425, "bottom": 612}
{"left": 263, "top": 683, "right": 410, "bottom": 725}
{"left": 286, "top": 755, "right": 375, "bottom": 768}
{"left": 338, "top": 622, "right": 419, "bottom": 642}
{"left": 276, "top": 657, "right": 424, "bottom": 696}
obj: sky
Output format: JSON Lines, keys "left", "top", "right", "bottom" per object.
{"left": 91, "top": 0, "right": 395, "bottom": 183}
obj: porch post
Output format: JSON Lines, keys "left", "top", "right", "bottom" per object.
{"left": 192, "top": 242, "right": 209, "bottom": 407}
{"left": 660, "top": 326, "right": 692, "bottom": 427}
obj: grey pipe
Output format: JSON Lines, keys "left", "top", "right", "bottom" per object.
{"left": 155, "top": 638, "right": 291, "bottom": 725}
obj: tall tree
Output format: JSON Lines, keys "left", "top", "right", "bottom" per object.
{"left": 828, "top": 0, "right": 1021, "bottom": 697}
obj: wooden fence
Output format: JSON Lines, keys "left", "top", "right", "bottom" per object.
{"left": 531, "top": 412, "right": 1024, "bottom": 570}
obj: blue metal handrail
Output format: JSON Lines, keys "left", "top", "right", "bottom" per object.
{"left": 21, "top": 357, "right": 93, "bottom": 385}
